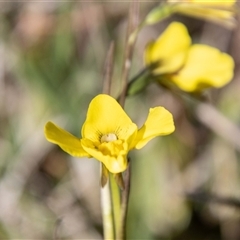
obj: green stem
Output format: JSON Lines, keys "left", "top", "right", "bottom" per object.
{"left": 100, "top": 164, "right": 115, "bottom": 239}
{"left": 109, "top": 174, "right": 121, "bottom": 236}
{"left": 101, "top": 180, "right": 115, "bottom": 240}
{"left": 117, "top": 163, "right": 131, "bottom": 240}
{"left": 129, "top": 3, "right": 173, "bottom": 45}
{"left": 117, "top": 67, "right": 151, "bottom": 101}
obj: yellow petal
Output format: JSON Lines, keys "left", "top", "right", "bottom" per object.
{"left": 188, "top": 0, "right": 235, "bottom": 6}
{"left": 44, "top": 121, "right": 90, "bottom": 157}
{"left": 170, "top": 44, "right": 234, "bottom": 92}
{"left": 81, "top": 139, "right": 128, "bottom": 173}
{"left": 82, "top": 94, "right": 138, "bottom": 144}
{"left": 145, "top": 22, "right": 191, "bottom": 74}
{"left": 171, "top": 2, "right": 236, "bottom": 28}
{"left": 133, "top": 107, "right": 175, "bottom": 149}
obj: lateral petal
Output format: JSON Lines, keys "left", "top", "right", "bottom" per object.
{"left": 44, "top": 121, "right": 90, "bottom": 157}
{"left": 134, "top": 107, "right": 175, "bottom": 149}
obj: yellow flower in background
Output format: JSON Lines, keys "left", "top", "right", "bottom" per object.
{"left": 198, "top": 0, "right": 234, "bottom": 5}
{"left": 167, "top": 0, "right": 236, "bottom": 28}
{"left": 145, "top": 22, "right": 234, "bottom": 92}
{"left": 145, "top": 22, "right": 191, "bottom": 75}
{"left": 45, "top": 94, "right": 175, "bottom": 173}
{"left": 169, "top": 0, "right": 235, "bottom": 5}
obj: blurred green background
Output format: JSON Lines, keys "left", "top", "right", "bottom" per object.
{"left": 0, "top": 1, "right": 240, "bottom": 239}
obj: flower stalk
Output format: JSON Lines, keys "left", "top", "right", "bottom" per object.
{"left": 117, "top": 163, "right": 131, "bottom": 240}
{"left": 101, "top": 178, "right": 115, "bottom": 240}
{"left": 109, "top": 173, "right": 121, "bottom": 237}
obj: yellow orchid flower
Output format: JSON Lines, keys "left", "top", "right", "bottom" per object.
{"left": 145, "top": 22, "right": 234, "bottom": 92}
{"left": 167, "top": 0, "right": 236, "bottom": 28}
{"left": 44, "top": 94, "right": 175, "bottom": 174}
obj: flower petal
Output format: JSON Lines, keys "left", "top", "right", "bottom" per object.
{"left": 172, "top": 4, "right": 235, "bottom": 28}
{"left": 82, "top": 94, "right": 138, "bottom": 144}
{"left": 170, "top": 44, "right": 234, "bottom": 92}
{"left": 81, "top": 139, "right": 128, "bottom": 173}
{"left": 44, "top": 121, "right": 90, "bottom": 157}
{"left": 186, "top": 0, "right": 235, "bottom": 6}
{"left": 145, "top": 22, "right": 191, "bottom": 74}
{"left": 133, "top": 107, "right": 175, "bottom": 149}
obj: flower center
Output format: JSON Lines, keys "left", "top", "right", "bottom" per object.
{"left": 101, "top": 133, "right": 118, "bottom": 143}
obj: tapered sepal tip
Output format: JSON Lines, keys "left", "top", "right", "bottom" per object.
{"left": 101, "top": 163, "right": 109, "bottom": 188}
{"left": 114, "top": 173, "right": 125, "bottom": 190}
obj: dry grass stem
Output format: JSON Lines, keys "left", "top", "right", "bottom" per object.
{"left": 119, "top": 1, "right": 139, "bottom": 107}
{"left": 102, "top": 41, "right": 115, "bottom": 96}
